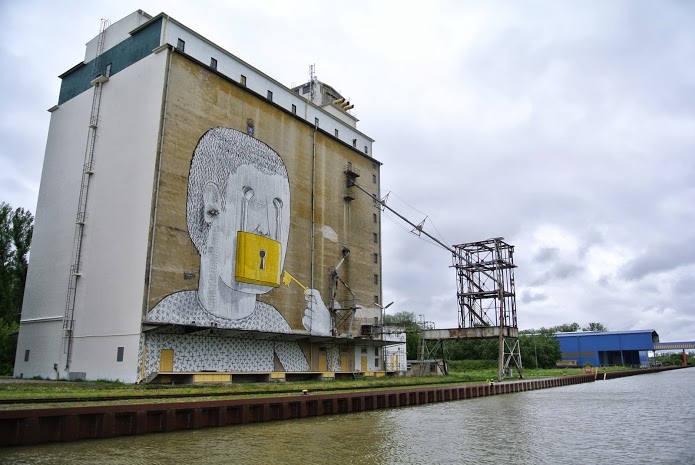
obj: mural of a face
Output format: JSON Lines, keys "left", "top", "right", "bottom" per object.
{"left": 189, "top": 128, "right": 291, "bottom": 320}
{"left": 203, "top": 165, "right": 290, "bottom": 292}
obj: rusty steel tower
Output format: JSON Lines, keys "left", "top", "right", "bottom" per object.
{"left": 348, "top": 181, "right": 523, "bottom": 381}
{"left": 453, "top": 238, "right": 522, "bottom": 381}
{"left": 418, "top": 237, "right": 523, "bottom": 382}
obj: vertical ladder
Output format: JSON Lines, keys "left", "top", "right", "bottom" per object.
{"left": 62, "top": 18, "right": 110, "bottom": 370}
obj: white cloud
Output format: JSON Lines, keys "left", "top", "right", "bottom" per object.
{"left": 2, "top": 0, "right": 695, "bottom": 342}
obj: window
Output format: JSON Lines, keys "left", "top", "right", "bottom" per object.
{"left": 374, "top": 295, "right": 379, "bottom": 304}
{"left": 361, "top": 347, "right": 367, "bottom": 354}
{"left": 335, "top": 129, "right": 339, "bottom": 137}
{"left": 373, "top": 233, "right": 378, "bottom": 243}
{"left": 374, "top": 274, "right": 379, "bottom": 284}
{"left": 24, "top": 349, "right": 30, "bottom": 362}
{"left": 375, "top": 358, "right": 380, "bottom": 367}
{"left": 210, "top": 57, "right": 217, "bottom": 70}
{"left": 105, "top": 63, "right": 112, "bottom": 77}
{"left": 267, "top": 90, "right": 273, "bottom": 101}
{"left": 374, "top": 347, "right": 380, "bottom": 356}
{"left": 292, "top": 104, "right": 297, "bottom": 114}
{"left": 116, "top": 347, "right": 124, "bottom": 362}
{"left": 315, "top": 117, "right": 319, "bottom": 127}
{"left": 176, "top": 38, "right": 185, "bottom": 51}
{"left": 365, "top": 146, "right": 369, "bottom": 154}
{"left": 373, "top": 253, "right": 378, "bottom": 264}
{"left": 372, "top": 174, "right": 377, "bottom": 184}
{"left": 240, "top": 75, "right": 247, "bottom": 86}
{"left": 352, "top": 139, "right": 357, "bottom": 148}
{"left": 302, "top": 84, "right": 310, "bottom": 94}
{"left": 373, "top": 213, "right": 377, "bottom": 223}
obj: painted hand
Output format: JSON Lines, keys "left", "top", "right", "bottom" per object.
{"left": 302, "top": 289, "right": 332, "bottom": 336}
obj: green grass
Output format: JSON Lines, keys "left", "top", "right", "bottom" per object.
{"left": 0, "top": 375, "right": 469, "bottom": 401}
{"left": 0, "top": 365, "right": 643, "bottom": 407}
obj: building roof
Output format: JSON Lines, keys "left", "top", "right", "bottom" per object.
{"left": 137, "top": 12, "right": 373, "bottom": 143}
{"left": 554, "top": 329, "right": 658, "bottom": 338}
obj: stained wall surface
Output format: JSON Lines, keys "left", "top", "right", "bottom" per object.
{"left": 139, "top": 52, "right": 383, "bottom": 375}
{"left": 146, "top": 52, "right": 381, "bottom": 335}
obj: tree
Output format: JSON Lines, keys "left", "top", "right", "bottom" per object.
{"left": 582, "top": 322, "right": 608, "bottom": 332}
{"left": 384, "top": 311, "right": 420, "bottom": 359}
{"left": 447, "top": 338, "right": 498, "bottom": 361}
{"left": 519, "top": 331, "right": 562, "bottom": 368}
{"left": 9, "top": 207, "right": 33, "bottom": 320}
{"left": 553, "top": 322, "right": 580, "bottom": 332}
{"left": 0, "top": 203, "right": 14, "bottom": 321}
{"left": 0, "top": 202, "right": 34, "bottom": 375}
{"left": 0, "top": 319, "right": 19, "bottom": 375}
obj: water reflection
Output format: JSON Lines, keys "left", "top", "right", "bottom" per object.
{"left": 2, "top": 369, "right": 694, "bottom": 465}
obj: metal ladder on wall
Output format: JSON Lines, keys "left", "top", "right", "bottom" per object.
{"left": 62, "top": 18, "right": 110, "bottom": 370}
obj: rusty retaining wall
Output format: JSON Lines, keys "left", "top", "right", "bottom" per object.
{"left": 0, "top": 375, "right": 596, "bottom": 447}
{"left": 599, "top": 365, "right": 685, "bottom": 380}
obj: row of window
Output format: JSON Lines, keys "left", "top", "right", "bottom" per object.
{"left": 177, "top": 38, "right": 371, "bottom": 155}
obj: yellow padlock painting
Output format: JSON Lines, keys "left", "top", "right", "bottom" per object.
{"left": 235, "top": 231, "right": 282, "bottom": 287}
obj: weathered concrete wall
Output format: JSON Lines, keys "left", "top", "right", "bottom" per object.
{"left": 147, "top": 52, "right": 381, "bottom": 332}
{"left": 141, "top": 51, "right": 382, "bottom": 374}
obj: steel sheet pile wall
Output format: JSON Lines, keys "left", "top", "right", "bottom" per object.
{"left": 0, "top": 375, "right": 600, "bottom": 447}
{"left": 599, "top": 365, "right": 681, "bottom": 380}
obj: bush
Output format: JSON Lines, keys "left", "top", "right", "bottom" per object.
{"left": 449, "top": 359, "right": 498, "bottom": 371}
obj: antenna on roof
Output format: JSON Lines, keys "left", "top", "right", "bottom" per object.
{"left": 309, "top": 64, "right": 316, "bottom": 103}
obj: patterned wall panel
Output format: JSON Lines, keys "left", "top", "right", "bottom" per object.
{"left": 142, "top": 330, "right": 309, "bottom": 376}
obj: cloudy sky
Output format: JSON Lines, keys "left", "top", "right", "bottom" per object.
{"left": 2, "top": 1, "right": 694, "bottom": 341}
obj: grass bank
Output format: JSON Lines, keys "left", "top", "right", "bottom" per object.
{"left": 0, "top": 366, "right": 640, "bottom": 404}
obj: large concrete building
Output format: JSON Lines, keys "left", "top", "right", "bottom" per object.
{"left": 15, "top": 10, "right": 399, "bottom": 383}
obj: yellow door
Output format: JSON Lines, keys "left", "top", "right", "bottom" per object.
{"left": 160, "top": 349, "right": 174, "bottom": 372}
{"left": 318, "top": 352, "right": 327, "bottom": 372}
{"left": 340, "top": 354, "right": 348, "bottom": 372}
{"left": 361, "top": 355, "right": 368, "bottom": 372}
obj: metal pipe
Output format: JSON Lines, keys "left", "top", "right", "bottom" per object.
{"left": 334, "top": 250, "right": 350, "bottom": 272}
{"left": 311, "top": 126, "right": 317, "bottom": 293}
{"left": 350, "top": 181, "right": 499, "bottom": 283}
{"left": 309, "top": 124, "right": 317, "bottom": 367}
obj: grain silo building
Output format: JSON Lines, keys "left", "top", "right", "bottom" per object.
{"left": 14, "top": 10, "right": 396, "bottom": 383}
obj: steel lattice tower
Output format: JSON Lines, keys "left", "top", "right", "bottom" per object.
{"left": 452, "top": 238, "right": 523, "bottom": 381}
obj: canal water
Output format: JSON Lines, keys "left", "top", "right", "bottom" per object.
{"left": 2, "top": 368, "right": 694, "bottom": 464}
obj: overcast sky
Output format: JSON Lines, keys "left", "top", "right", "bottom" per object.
{"left": 2, "top": 1, "right": 694, "bottom": 342}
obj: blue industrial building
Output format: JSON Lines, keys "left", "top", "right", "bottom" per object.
{"left": 555, "top": 330, "right": 659, "bottom": 367}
